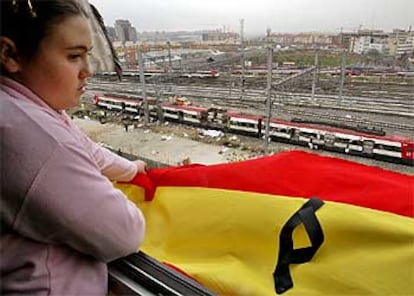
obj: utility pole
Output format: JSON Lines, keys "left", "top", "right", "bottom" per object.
{"left": 167, "top": 40, "right": 172, "bottom": 70}
{"left": 264, "top": 28, "right": 273, "bottom": 146}
{"left": 229, "top": 64, "right": 234, "bottom": 97}
{"left": 339, "top": 49, "right": 347, "bottom": 102}
{"left": 311, "top": 50, "right": 319, "bottom": 100}
{"left": 137, "top": 47, "right": 149, "bottom": 124}
{"left": 239, "top": 18, "right": 245, "bottom": 100}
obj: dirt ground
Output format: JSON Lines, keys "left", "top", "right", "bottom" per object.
{"left": 73, "top": 117, "right": 413, "bottom": 175}
{"left": 73, "top": 118, "right": 253, "bottom": 166}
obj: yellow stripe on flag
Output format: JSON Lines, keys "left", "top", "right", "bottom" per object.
{"left": 120, "top": 184, "right": 414, "bottom": 295}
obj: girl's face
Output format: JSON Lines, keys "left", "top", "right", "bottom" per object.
{"left": 16, "top": 15, "right": 93, "bottom": 111}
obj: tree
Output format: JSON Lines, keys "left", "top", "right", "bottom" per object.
{"left": 363, "top": 48, "right": 382, "bottom": 66}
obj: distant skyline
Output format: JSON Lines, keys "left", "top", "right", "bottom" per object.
{"left": 89, "top": 0, "right": 413, "bottom": 37}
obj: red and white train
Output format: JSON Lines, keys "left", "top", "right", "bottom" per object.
{"left": 97, "top": 69, "right": 219, "bottom": 79}
{"left": 93, "top": 94, "right": 414, "bottom": 165}
{"left": 179, "top": 70, "right": 220, "bottom": 78}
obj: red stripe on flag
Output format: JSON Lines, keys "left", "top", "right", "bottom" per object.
{"left": 130, "top": 151, "right": 413, "bottom": 217}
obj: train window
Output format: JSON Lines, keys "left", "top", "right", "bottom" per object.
{"left": 335, "top": 137, "right": 350, "bottom": 144}
{"left": 374, "top": 144, "right": 401, "bottom": 152}
{"left": 362, "top": 140, "right": 375, "bottom": 154}
{"left": 298, "top": 131, "right": 315, "bottom": 138}
{"left": 324, "top": 134, "right": 335, "bottom": 144}
{"left": 350, "top": 140, "right": 363, "bottom": 146}
{"left": 165, "top": 109, "right": 178, "bottom": 115}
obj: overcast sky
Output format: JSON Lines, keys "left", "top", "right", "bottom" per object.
{"left": 89, "top": 0, "right": 413, "bottom": 37}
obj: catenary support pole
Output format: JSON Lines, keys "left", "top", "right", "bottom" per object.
{"left": 138, "top": 47, "right": 149, "bottom": 124}
{"left": 264, "top": 28, "right": 273, "bottom": 146}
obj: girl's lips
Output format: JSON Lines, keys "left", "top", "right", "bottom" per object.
{"left": 78, "top": 87, "right": 86, "bottom": 95}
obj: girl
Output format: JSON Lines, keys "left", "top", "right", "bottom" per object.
{"left": 0, "top": 0, "right": 146, "bottom": 294}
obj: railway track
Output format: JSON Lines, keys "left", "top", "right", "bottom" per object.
{"left": 87, "top": 83, "right": 413, "bottom": 135}
{"left": 143, "top": 72, "right": 414, "bottom": 99}
{"left": 88, "top": 80, "right": 413, "bottom": 111}
{"left": 281, "top": 109, "right": 414, "bottom": 132}
{"left": 88, "top": 79, "right": 413, "bottom": 118}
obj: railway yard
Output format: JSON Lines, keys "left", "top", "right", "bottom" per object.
{"left": 73, "top": 69, "right": 414, "bottom": 175}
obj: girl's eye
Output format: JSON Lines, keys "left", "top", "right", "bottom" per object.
{"left": 69, "top": 54, "right": 81, "bottom": 60}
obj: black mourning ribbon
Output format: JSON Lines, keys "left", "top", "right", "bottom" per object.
{"left": 273, "top": 197, "right": 325, "bottom": 294}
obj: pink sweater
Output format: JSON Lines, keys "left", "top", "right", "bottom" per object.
{"left": 0, "top": 77, "right": 146, "bottom": 295}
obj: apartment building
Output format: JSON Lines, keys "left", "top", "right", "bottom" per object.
{"left": 349, "top": 29, "right": 413, "bottom": 57}
{"left": 114, "top": 19, "right": 138, "bottom": 43}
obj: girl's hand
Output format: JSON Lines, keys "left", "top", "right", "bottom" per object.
{"left": 134, "top": 160, "right": 147, "bottom": 174}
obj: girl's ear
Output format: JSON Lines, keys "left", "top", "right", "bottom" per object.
{"left": 0, "top": 37, "right": 21, "bottom": 73}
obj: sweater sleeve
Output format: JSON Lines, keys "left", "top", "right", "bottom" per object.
{"left": 67, "top": 115, "right": 138, "bottom": 182}
{"left": 89, "top": 141, "right": 138, "bottom": 182}
{"left": 12, "top": 141, "right": 145, "bottom": 262}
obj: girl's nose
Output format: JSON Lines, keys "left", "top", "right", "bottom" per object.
{"left": 80, "top": 59, "right": 93, "bottom": 79}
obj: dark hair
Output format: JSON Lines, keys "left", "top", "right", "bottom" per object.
{"left": 0, "top": 0, "right": 87, "bottom": 60}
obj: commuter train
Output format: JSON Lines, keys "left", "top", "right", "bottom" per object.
{"left": 93, "top": 94, "right": 414, "bottom": 165}
{"left": 179, "top": 70, "right": 220, "bottom": 78}
{"left": 97, "top": 69, "right": 219, "bottom": 79}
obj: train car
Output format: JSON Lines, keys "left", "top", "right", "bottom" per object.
{"left": 227, "top": 112, "right": 263, "bottom": 137}
{"left": 209, "top": 70, "right": 219, "bottom": 78}
{"left": 93, "top": 94, "right": 142, "bottom": 113}
{"left": 396, "top": 71, "right": 414, "bottom": 77}
{"left": 160, "top": 103, "right": 207, "bottom": 124}
{"left": 93, "top": 94, "right": 159, "bottom": 117}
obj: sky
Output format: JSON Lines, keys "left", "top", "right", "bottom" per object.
{"left": 89, "top": 0, "right": 413, "bottom": 37}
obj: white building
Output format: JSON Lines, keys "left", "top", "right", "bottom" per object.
{"left": 396, "top": 35, "right": 414, "bottom": 56}
{"left": 388, "top": 29, "right": 414, "bottom": 56}
{"left": 367, "top": 43, "right": 385, "bottom": 54}
{"left": 351, "top": 30, "right": 391, "bottom": 55}
{"left": 353, "top": 36, "right": 371, "bottom": 54}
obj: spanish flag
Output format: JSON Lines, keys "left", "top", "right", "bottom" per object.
{"left": 116, "top": 151, "right": 414, "bottom": 295}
